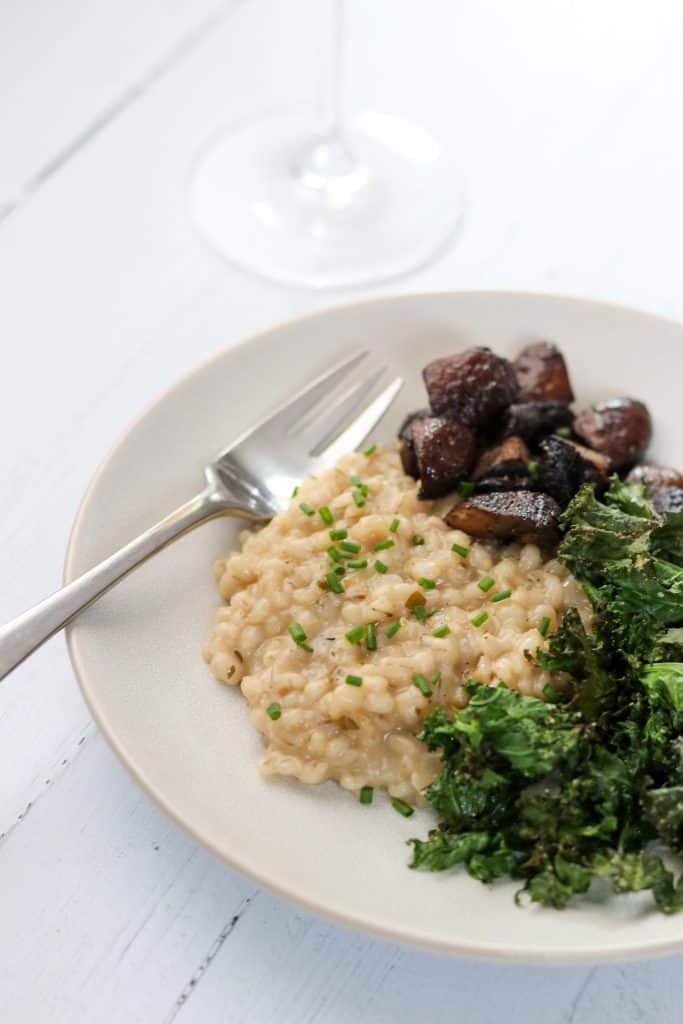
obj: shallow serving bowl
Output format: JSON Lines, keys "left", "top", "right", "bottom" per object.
{"left": 65, "top": 291, "right": 683, "bottom": 964}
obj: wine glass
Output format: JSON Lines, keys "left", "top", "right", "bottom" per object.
{"left": 189, "top": 0, "right": 463, "bottom": 289}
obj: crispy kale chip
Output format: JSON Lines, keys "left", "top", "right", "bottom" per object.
{"left": 410, "top": 479, "right": 683, "bottom": 912}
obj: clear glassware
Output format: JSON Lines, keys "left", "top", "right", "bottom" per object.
{"left": 189, "top": 0, "right": 464, "bottom": 289}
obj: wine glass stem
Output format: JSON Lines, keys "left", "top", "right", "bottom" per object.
{"left": 293, "top": 0, "right": 362, "bottom": 190}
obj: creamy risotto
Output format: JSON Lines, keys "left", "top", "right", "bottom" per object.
{"left": 203, "top": 447, "right": 590, "bottom": 803}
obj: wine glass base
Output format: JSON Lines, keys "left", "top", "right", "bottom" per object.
{"left": 189, "top": 112, "right": 464, "bottom": 289}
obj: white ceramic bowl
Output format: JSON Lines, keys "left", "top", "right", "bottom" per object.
{"left": 66, "top": 292, "right": 683, "bottom": 963}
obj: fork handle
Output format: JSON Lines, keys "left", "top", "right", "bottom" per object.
{"left": 0, "top": 487, "right": 232, "bottom": 682}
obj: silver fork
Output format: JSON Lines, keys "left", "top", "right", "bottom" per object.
{"left": 0, "top": 352, "right": 402, "bottom": 681}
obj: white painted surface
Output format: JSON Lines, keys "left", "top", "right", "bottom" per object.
{"left": 2, "top": 0, "right": 683, "bottom": 1019}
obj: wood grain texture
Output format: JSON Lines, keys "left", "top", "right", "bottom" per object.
{"left": 2, "top": 0, "right": 683, "bottom": 1020}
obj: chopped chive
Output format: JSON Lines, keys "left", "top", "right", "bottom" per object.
{"left": 266, "top": 702, "right": 281, "bottom": 720}
{"left": 413, "top": 673, "right": 433, "bottom": 697}
{"left": 432, "top": 625, "right": 451, "bottom": 638}
{"left": 366, "top": 623, "right": 377, "bottom": 651}
{"left": 392, "top": 798, "right": 415, "bottom": 818}
{"left": 556, "top": 425, "right": 572, "bottom": 438}
{"left": 374, "top": 559, "right": 388, "bottom": 574}
{"left": 326, "top": 571, "right": 344, "bottom": 594}
{"left": 319, "top": 506, "right": 333, "bottom": 525}
{"left": 418, "top": 577, "right": 436, "bottom": 590}
{"left": 527, "top": 460, "right": 540, "bottom": 477}
{"left": 299, "top": 502, "right": 315, "bottom": 516}
{"left": 389, "top": 518, "right": 400, "bottom": 533}
{"left": 288, "top": 622, "right": 313, "bottom": 652}
{"left": 350, "top": 475, "right": 369, "bottom": 496}
{"left": 413, "top": 604, "right": 429, "bottom": 620}
{"left": 431, "top": 671, "right": 442, "bottom": 685}
{"left": 457, "top": 480, "right": 475, "bottom": 498}
{"left": 340, "top": 540, "right": 361, "bottom": 554}
{"left": 346, "top": 559, "right": 368, "bottom": 570}
{"left": 359, "top": 785, "right": 374, "bottom": 804}
{"left": 478, "top": 576, "right": 495, "bottom": 592}
{"left": 352, "top": 489, "right": 365, "bottom": 507}
{"left": 374, "top": 539, "right": 395, "bottom": 552}
{"left": 385, "top": 621, "right": 401, "bottom": 638}
{"left": 333, "top": 565, "right": 346, "bottom": 576}
{"left": 345, "top": 674, "right": 363, "bottom": 687}
{"left": 291, "top": 485, "right": 299, "bottom": 498}
{"left": 363, "top": 445, "right": 377, "bottom": 457}
{"left": 491, "top": 588, "right": 512, "bottom": 603}
{"left": 538, "top": 616, "right": 551, "bottom": 637}
{"left": 328, "top": 546, "right": 343, "bottom": 562}
{"left": 329, "top": 528, "right": 348, "bottom": 541}
{"left": 412, "top": 535, "right": 425, "bottom": 546}
{"left": 451, "top": 543, "right": 469, "bottom": 557}
{"left": 471, "top": 611, "right": 489, "bottom": 628}
{"left": 350, "top": 474, "right": 363, "bottom": 486}
{"left": 345, "top": 625, "right": 367, "bottom": 645}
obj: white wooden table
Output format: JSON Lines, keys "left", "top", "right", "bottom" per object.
{"left": 2, "top": 1, "right": 683, "bottom": 1019}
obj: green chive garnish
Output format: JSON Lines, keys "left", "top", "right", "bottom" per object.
{"left": 374, "top": 560, "right": 388, "bottom": 574}
{"left": 363, "top": 445, "right": 377, "bottom": 457}
{"left": 340, "top": 540, "right": 361, "bottom": 554}
{"left": 418, "top": 577, "right": 436, "bottom": 590}
{"left": 374, "top": 540, "right": 395, "bottom": 552}
{"left": 527, "top": 460, "right": 540, "bottom": 477}
{"left": 352, "top": 489, "right": 365, "bottom": 507}
{"left": 326, "top": 571, "right": 344, "bottom": 594}
{"left": 350, "top": 474, "right": 363, "bottom": 486}
{"left": 491, "top": 589, "right": 512, "bottom": 603}
{"left": 333, "top": 566, "right": 346, "bottom": 576}
{"left": 389, "top": 518, "right": 400, "bottom": 533}
{"left": 432, "top": 671, "right": 442, "bottom": 685}
{"left": 412, "top": 535, "right": 425, "bottom": 546}
{"left": 291, "top": 485, "right": 299, "bottom": 498}
{"left": 328, "top": 546, "right": 343, "bottom": 562}
{"left": 392, "top": 798, "right": 414, "bottom": 818}
{"left": 330, "top": 528, "right": 348, "bottom": 541}
{"left": 457, "top": 481, "right": 475, "bottom": 498}
{"left": 359, "top": 786, "right": 374, "bottom": 804}
{"left": 413, "top": 673, "right": 433, "bottom": 697}
{"left": 345, "top": 674, "right": 363, "bottom": 687}
{"left": 556, "top": 425, "right": 572, "bottom": 437}
{"left": 432, "top": 625, "right": 451, "bottom": 638}
{"left": 366, "top": 623, "right": 377, "bottom": 651}
{"left": 451, "top": 543, "right": 469, "bottom": 557}
{"left": 346, "top": 559, "right": 368, "bottom": 569}
{"left": 319, "top": 506, "right": 333, "bottom": 525}
{"left": 538, "top": 616, "right": 551, "bottom": 637}
{"left": 385, "top": 621, "right": 401, "bottom": 638}
{"left": 299, "top": 502, "right": 315, "bottom": 516}
{"left": 345, "top": 625, "right": 367, "bottom": 644}
{"left": 471, "top": 611, "right": 489, "bottom": 628}
{"left": 413, "top": 604, "right": 429, "bottom": 620}
{"left": 478, "top": 576, "right": 495, "bottom": 592}
{"left": 266, "top": 702, "right": 281, "bottom": 720}
{"left": 288, "top": 622, "right": 313, "bottom": 652}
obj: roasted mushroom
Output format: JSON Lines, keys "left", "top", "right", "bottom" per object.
{"left": 445, "top": 491, "right": 561, "bottom": 545}
{"left": 648, "top": 486, "right": 683, "bottom": 517}
{"left": 473, "top": 436, "right": 530, "bottom": 481}
{"left": 397, "top": 408, "right": 429, "bottom": 479}
{"left": 514, "top": 341, "right": 574, "bottom": 403}
{"left": 502, "top": 400, "right": 573, "bottom": 443}
{"left": 537, "top": 435, "right": 611, "bottom": 505}
{"left": 565, "top": 438, "right": 611, "bottom": 492}
{"left": 573, "top": 398, "right": 652, "bottom": 471}
{"left": 627, "top": 464, "right": 683, "bottom": 489}
{"left": 423, "top": 347, "right": 519, "bottom": 427}
{"left": 473, "top": 474, "right": 536, "bottom": 495}
{"left": 411, "top": 416, "right": 477, "bottom": 499}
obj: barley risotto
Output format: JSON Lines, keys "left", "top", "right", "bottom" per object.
{"left": 203, "top": 447, "right": 590, "bottom": 803}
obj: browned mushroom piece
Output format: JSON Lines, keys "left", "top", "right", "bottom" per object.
{"left": 444, "top": 491, "right": 561, "bottom": 545}
{"left": 514, "top": 341, "right": 574, "bottom": 403}
{"left": 573, "top": 398, "right": 652, "bottom": 471}
{"left": 565, "top": 438, "right": 611, "bottom": 491}
{"left": 626, "top": 464, "right": 683, "bottom": 488}
{"left": 473, "top": 474, "right": 536, "bottom": 495}
{"left": 422, "top": 347, "right": 519, "bottom": 427}
{"left": 648, "top": 485, "right": 683, "bottom": 517}
{"left": 473, "top": 436, "right": 530, "bottom": 481}
{"left": 411, "top": 416, "right": 477, "bottom": 499}
{"left": 502, "top": 400, "right": 573, "bottom": 443}
{"left": 537, "top": 435, "right": 611, "bottom": 505}
{"left": 397, "top": 408, "right": 429, "bottom": 479}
